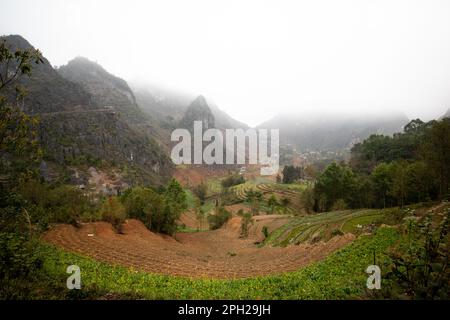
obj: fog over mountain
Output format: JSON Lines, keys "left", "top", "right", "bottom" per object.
{"left": 130, "top": 81, "right": 248, "bottom": 130}
{"left": 260, "top": 111, "right": 409, "bottom": 152}
{"left": 2, "top": 0, "right": 450, "bottom": 126}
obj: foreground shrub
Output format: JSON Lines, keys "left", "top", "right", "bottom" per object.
{"left": 262, "top": 225, "right": 269, "bottom": 239}
{"left": 120, "top": 179, "right": 187, "bottom": 235}
{"left": 208, "top": 207, "right": 231, "bottom": 230}
{"left": 331, "top": 198, "right": 348, "bottom": 211}
{"left": 99, "top": 197, "right": 126, "bottom": 232}
{"left": 15, "top": 180, "right": 94, "bottom": 226}
{"left": 143, "top": 192, "right": 173, "bottom": 234}
{"left": 238, "top": 211, "right": 253, "bottom": 238}
{"left": 221, "top": 174, "right": 245, "bottom": 188}
{"left": 0, "top": 232, "right": 46, "bottom": 299}
{"left": 193, "top": 183, "right": 207, "bottom": 204}
{"left": 121, "top": 186, "right": 155, "bottom": 221}
{"left": 382, "top": 209, "right": 450, "bottom": 299}
{"left": 48, "top": 185, "right": 92, "bottom": 224}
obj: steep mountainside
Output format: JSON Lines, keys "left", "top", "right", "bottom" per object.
{"left": 2, "top": 36, "right": 93, "bottom": 114}
{"left": 57, "top": 57, "right": 169, "bottom": 146}
{"left": 131, "top": 82, "right": 192, "bottom": 124}
{"left": 440, "top": 108, "right": 450, "bottom": 119}
{"left": 58, "top": 57, "right": 136, "bottom": 107}
{"left": 207, "top": 99, "right": 248, "bottom": 129}
{"left": 179, "top": 95, "right": 215, "bottom": 130}
{"left": 131, "top": 82, "right": 248, "bottom": 130}
{"left": 2, "top": 35, "right": 172, "bottom": 186}
{"left": 259, "top": 112, "right": 409, "bottom": 152}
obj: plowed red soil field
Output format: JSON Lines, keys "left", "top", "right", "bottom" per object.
{"left": 42, "top": 218, "right": 354, "bottom": 279}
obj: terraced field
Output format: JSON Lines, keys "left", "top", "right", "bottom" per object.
{"left": 42, "top": 203, "right": 447, "bottom": 287}
{"left": 230, "top": 182, "right": 304, "bottom": 214}
{"left": 42, "top": 217, "right": 354, "bottom": 279}
{"left": 229, "top": 182, "right": 258, "bottom": 201}
{"left": 264, "top": 209, "right": 386, "bottom": 247}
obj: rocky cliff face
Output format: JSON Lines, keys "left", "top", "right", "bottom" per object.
{"left": 2, "top": 35, "right": 172, "bottom": 186}
{"left": 57, "top": 56, "right": 172, "bottom": 149}
{"left": 179, "top": 95, "right": 215, "bottom": 130}
{"left": 58, "top": 56, "right": 136, "bottom": 107}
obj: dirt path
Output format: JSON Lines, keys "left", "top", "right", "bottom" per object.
{"left": 42, "top": 219, "right": 354, "bottom": 279}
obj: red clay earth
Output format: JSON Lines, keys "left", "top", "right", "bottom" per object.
{"left": 173, "top": 165, "right": 230, "bottom": 187}
{"left": 173, "top": 164, "right": 276, "bottom": 187}
{"left": 43, "top": 214, "right": 354, "bottom": 279}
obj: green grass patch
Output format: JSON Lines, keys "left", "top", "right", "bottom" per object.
{"left": 176, "top": 226, "right": 208, "bottom": 233}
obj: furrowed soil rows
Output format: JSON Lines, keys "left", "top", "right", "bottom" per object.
{"left": 42, "top": 218, "right": 354, "bottom": 279}
{"left": 264, "top": 209, "right": 386, "bottom": 246}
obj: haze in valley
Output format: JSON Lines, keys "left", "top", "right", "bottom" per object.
{"left": 1, "top": 0, "right": 450, "bottom": 126}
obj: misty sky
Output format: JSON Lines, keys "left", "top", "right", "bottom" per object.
{"left": 1, "top": 0, "right": 450, "bottom": 126}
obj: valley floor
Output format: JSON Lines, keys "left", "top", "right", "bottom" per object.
{"left": 37, "top": 202, "right": 448, "bottom": 299}
{"left": 42, "top": 217, "right": 353, "bottom": 278}
{"left": 38, "top": 226, "right": 400, "bottom": 299}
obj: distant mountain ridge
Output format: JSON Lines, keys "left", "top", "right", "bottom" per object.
{"left": 131, "top": 82, "right": 248, "bottom": 130}
{"left": 259, "top": 112, "right": 409, "bottom": 152}
{"left": 440, "top": 108, "right": 450, "bottom": 119}
{"left": 58, "top": 56, "right": 137, "bottom": 107}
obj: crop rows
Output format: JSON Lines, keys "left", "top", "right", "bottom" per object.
{"left": 42, "top": 219, "right": 354, "bottom": 279}
{"left": 264, "top": 209, "right": 385, "bottom": 247}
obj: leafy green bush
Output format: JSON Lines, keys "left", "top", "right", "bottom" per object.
{"left": 331, "top": 198, "right": 348, "bottom": 211}
{"left": 0, "top": 232, "right": 46, "bottom": 299}
{"left": 380, "top": 207, "right": 405, "bottom": 225}
{"left": 208, "top": 207, "right": 231, "bottom": 230}
{"left": 14, "top": 180, "right": 94, "bottom": 226}
{"left": 221, "top": 174, "right": 245, "bottom": 188}
{"left": 331, "top": 229, "right": 344, "bottom": 236}
{"left": 239, "top": 211, "right": 253, "bottom": 238}
{"left": 164, "top": 178, "right": 188, "bottom": 213}
{"left": 48, "top": 185, "right": 92, "bottom": 224}
{"left": 120, "top": 179, "right": 187, "bottom": 235}
{"left": 383, "top": 209, "right": 450, "bottom": 299}
{"left": 121, "top": 186, "right": 155, "bottom": 221}
{"left": 261, "top": 226, "right": 269, "bottom": 239}
{"left": 245, "top": 190, "right": 263, "bottom": 215}
{"left": 193, "top": 182, "right": 207, "bottom": 204}
{"left": 143, "top": 192, "right": 172, "bottom": 234}
{"left": 0, "top": 233, "right": 42, "bottom": 279}
{"left": 0, "top": 190, "right": 27, "bottom": 233}
{"left": 99, "top": 197, "right": 126, "bottom": 232}
{"left": 267, "top": 195, "right": 279, "bottom": 214}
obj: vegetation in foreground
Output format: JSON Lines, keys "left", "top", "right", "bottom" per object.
{"left": 2, "top": 203, "right": 448, "bottom": 300}
{"left": 1, "top": 227, "right": 398, "bottom": 299}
